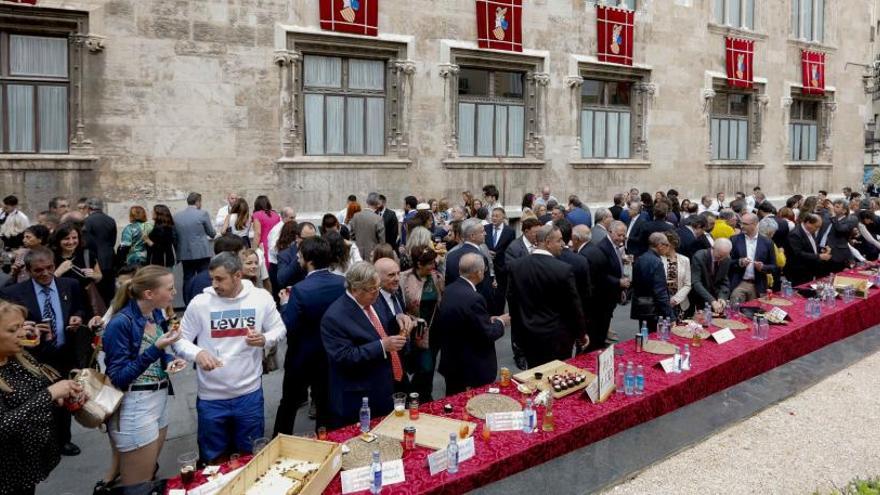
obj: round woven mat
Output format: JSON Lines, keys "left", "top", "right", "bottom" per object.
{"left": 342, "top": 434, "right": 403, "bottom": 470}
{"left": 757, "top": 297, "right": 794, "bottom": 307}
{"left": 711, "top": 318, "right": 749, "bottom": 331}
{"left": 858, "top": 270, "right": 877, "bottom": 277}
{"left": 466, "top": 393, "right": 522, "bottom": 420}
{"left": 671, "top": 325, "right": 711, "bottom": 340}
{"left": 643, "top": 340, "right": 677, "bottom": 355}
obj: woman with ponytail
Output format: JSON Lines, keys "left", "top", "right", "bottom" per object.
{"left": 101, "top": 265, "right": 185, "bottom": 492}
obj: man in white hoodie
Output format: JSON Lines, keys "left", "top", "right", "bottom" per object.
{"left": 175, "top": 252, "right": 286, "bottom": 462}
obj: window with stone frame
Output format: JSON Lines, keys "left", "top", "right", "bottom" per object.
{"left": 789, "top": 98, "right": 819, "bottom": 161}
{"left": 580, "top": 79, "right": 633, "bottom": 159}
{"left": 457, "top": 68, "right": 526, "bottom": 157}
{"left": 710, "top": 92, "right": 751, "bottom": 161}
{"left": 588, "top": 0, "right": 637, "bottom": 11}
{"left": 713, "top": 0, "right": 756, "bottom": 30}
{"left": 791, "top": 0, "right": 824, "bottom": 43}
{"left": 278, "top": 33, "right": 413, "bottom": 161}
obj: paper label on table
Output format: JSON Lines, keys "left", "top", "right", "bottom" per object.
{"left": 427, "top": 437, "right": 475, "bottom": 476}
{"left": 168, "top": 491, "right": 186, "bottom": 495}
{"left": 597, "top": 344, "right": 616, "bottom": 401}
{"left": 767, "top": 307, "right": 788, "bottom": 321}
{"left": 711, "top": 327, "right": 735, "bottom": 344}
{"left": 340, "top": 459, "right": 406, "bottom": 494}
{"left": 584, "top": 376, "right": 599, "bottom": 403}
{"left": 485, "top": 411, "right": 525, "bottom": 431}
{"left": 658, "top": 357, "right": 677, "bottom": 374}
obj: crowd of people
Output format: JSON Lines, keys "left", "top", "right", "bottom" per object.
{"left": 0, "top": 182, "right": 878, "bottom": 494}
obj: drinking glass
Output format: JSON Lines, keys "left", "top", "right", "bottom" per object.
{"left": 392, "top": 392, "right": 407, "bottom": 417}
{"left": 178, "top": 452, "right": 198, "bottom": 486}
{"left": 251, "top": 436, "right": 269, "bottom": 454}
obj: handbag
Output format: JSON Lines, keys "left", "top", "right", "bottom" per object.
{"left": 82, "top": 249, "right": 108, "bottom": 316}
{"left": 69, "top": 368, "right": 124, "bottom": 428}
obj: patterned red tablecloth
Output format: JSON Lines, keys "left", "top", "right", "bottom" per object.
{"left": 168, "top": 268, "right": 880, "bottom": 495}
{"left": 165, "top": 455, "right": 252, "bottom": 492}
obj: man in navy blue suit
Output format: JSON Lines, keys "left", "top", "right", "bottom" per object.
{"left": 275, "top": 237, "right": 345, "bottom": 435}
{"left": 438, "top": 253, "right": 509, "bottom": 395}
{"left": 729, "top": 213, "right": 777, "bottom": 303}
{"left": 630, "top": 233, "right": 675, "bottom": 332}
{"left": 583, "top": 221, "right": 630, "bottom": 349}
{"left": 676, "top": 215, "right": 708, "bottom": 259}
{"left": 276, "top": 222, "right": 316, "bottom": 289}
{"left": 321, "top": 262, "right": 414, "bottom": 428}
{"left": 484, "top": 208, "right": 515, "bottom": 315}
{"left": 445, "top": 219, "right": 493, "bottom": 302}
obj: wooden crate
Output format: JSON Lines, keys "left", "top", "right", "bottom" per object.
{"left": 372, "top": 412, "right": 476, "bottom": 450}
{"left": 218, "top": 435, "right": 342, "bottom": 495}
{"left": 513, "top": 360, "right": 596, "bottom": 400}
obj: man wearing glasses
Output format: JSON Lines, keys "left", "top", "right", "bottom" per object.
{"left": 729, "top": 213, "right": 777, "bottom": 303}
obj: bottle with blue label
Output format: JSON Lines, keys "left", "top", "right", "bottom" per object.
{"left": 447, "top": 433, "right": 459, "bottom": 474}
{"left": 672, "top": 346, "right": 682, "bottom": 373}
{"left": 370, "top": 450, "right": 382, "bottom": 494}
{"left": 359, "top": 397, "right": 371, "bottom": 433}
{"left": 624, "top": 361, "right": 634, "bottom": 396}
{"left": 635, "top": 365, "right": 644, "bottom": 395}
{"left": 522, "top": 399, "right": 535, "bottom": 433}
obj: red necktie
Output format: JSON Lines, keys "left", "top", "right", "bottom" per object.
{"left": 364, "top": 305, "right": 403, "bottom": 382}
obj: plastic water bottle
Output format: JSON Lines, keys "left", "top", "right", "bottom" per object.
{"left": 522, "top": 399, "right": 535, "bottom": 433}
{"left": 370, "top": 451, "right": 382, "bottom": 494}
{"left": 446, "top": 433, "right": 459, "bottom": 474}
{"left": 636, "top": 321, "right": 646, "bottom": 353}
{"left": 752, "top": 316, "right": 760, "bottom": 340}
{"left": 759, "top": 317, "right": 770, "bottom": 341}
{"left": 624, "top": 362, "right": 635, "bottom": 396}
{"left": 616, "top": 362, "right": 625, "bottom": 395}
{"left": 781, "top": 278, "right": 793, "bottom": 298}
{"left": 657, "top": 318, "right": 667, "bottom": 341}
{"left": 672, "top": 346, "right": 682, "bottom": 373}
{"left": 635, "top": 365, "right": 645, "bottom": 395}
{"left": 359, "top": 397, "right": 371, "bottom": 433}
{"left": 681, "top": 344, "right": 691, "bottom": 371}
{"left": 703, "top": 303, "right": 713, "bottom": 328}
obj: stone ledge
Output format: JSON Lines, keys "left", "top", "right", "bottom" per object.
{"left": 707, "top": 23, "right": 769, "bottom": 41}
{"left": 786, "top": 38, "right": 837, "bottom": 53}
{"left": 441, "top": 158, "right": 546, "bottom": 169}
{"left": 277, "top": 156, "right": 412, "bottom": 170}
{"left": 704, "top": 161, "right": 765, "bottom": 170}
{"left": 570, "top": 159, "right": 651, "bottom": 169}
{"left": 0, "top": 155, "right": 98, "bottom": 170}
{"left": 783, "top": 161, "right": 833, "bottom": 169}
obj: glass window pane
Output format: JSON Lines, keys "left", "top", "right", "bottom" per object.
{"left": 792, "top": 0, "right": 800, "bottom": 37}
{"left": 802, "top": 101, "right": 818, "bottom": 121}
{"left": 801, "top": 124, "right": 810, "bottom": 160}
{"left": 729, "top": 94, "right": 749, "bottom": 116}
{"left": 790, "top": 101, "right": 800, "bottom": 120}
{"left": 494, "top": 105, "right": 508, "bottom": 157}
{"left": 458, "top": 103, "right": 476, "bottom": 156}
{"left": 366, "top": 98, "right": 385, "bottom": 156}
{"left": 619, "top": 111, "right": 631, "bottom": 159}
{"left": 712, "top": 94, "right": 728, "bottom": 115}
{"left": 348, "top": 59, "right": 385, "bottom": 90}
{"left": 719, "top": 119, "right": 730, "bottom": 159}
{"left": 346, "top": 97, "right": 364, "bottom": 154}
{"left": 10, "top": 35, "right": 67, "bottom": 77}
{"left": 621, "top": 0, "right": 636, "bottom": 10}
{"left": 711, "top": 118, "right": 721, "bottom": 160}
{"left": 325, "top": 96, "right": 345, "bottom": 154}
{"left": 8, "top": 85, "right": 34, "bottom": 152}
{"left": 803, "top": 0, "right": 813, "bottom": 40}
{"left": 582, "top": 80, "right": 603, "bottom": 106}
{"left": 495, "top": 72, "right": 524, "bottom": 99}
{"left": 792, "top": 124, "right": 802, "bottom": 160}
{"left": 808, "top": 124, "right": 818, "bottom": 160}
{"left": 745, "top": 0, "right": 755, "bottom": 28}
{"left": 459, "top": 68, "right": 490, "bottom": 96}
{"left": 729, "top": 0, "right": 741, "bottom": 27}
{"left": 303, "top": 55, "right": 342, "bottom": 88}
{"left": 607, "top": 82, "right": 631, "bottom": 106}
{"left": 508, "top": 105, "right": 524, "bottom": 157}
{"left": 582, "top": 110, "right": 594, "bottom": 158}
{"left": 728, "top": 119, "right": 738, "bottom": 159}
{"left": 715, "top": 0, "right": 725, "bottom": 24}
{"left": 737, "top": 120, "right": 748, "bottom": 160}
{"left": 607, "top": 112, "right": 619, "bottom": 158}
{"left": 477, "top": 104, "right": 495, "bottom": 156}
{"left": 38, "top": 86, "right": 68, "bottom": 153}
{"left": 304, "top": 94, "right": 324, "bottom": 155}
{"left": 816, "top": 0, "right": 824, "bottom": 41}
{"left": 595, "top": 111, "right": 607, "bottom": 157}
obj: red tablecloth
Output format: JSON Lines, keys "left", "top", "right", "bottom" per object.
{"left": 320, "top": 268, "right": 880, "bottom": 494}
{"left": 165, "top": 455, "right": 252, "bottom": 492}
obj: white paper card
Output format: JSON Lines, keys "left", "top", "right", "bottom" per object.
{"left": 340, "top": 459, "right": 405, "bottom": 494}
{"left": 597, "top": 344, "right": 615, "bottom": 400}
{"left": 584, "top": 377, "right": 599, "bottom": 403}
{"left": 427, "top": 437, "right": 475, "bottom": 476}
{"left": 485, "top": 411, "right": 524, "bottom": 432}
{"left": 767, "top": 307, "right": 788, "bottom": 321}
{"left": 184, "top": 467, "right": 244, "bottom": 495}
{"left": 168, "top": 491, "right": 186, "bottom": 495}
{"left": 658, "top": 357, "right": 677, "bottom": 374}
{"left": 711, "top": 327, "right": 735, "bottom": 344}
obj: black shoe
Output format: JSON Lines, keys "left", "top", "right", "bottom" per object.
{"left": 93, "top": 479, "right": 113, "bottom": 495}
{"left": 514, "top": 355, "right": 528, "bottom": 371}
{"left": 61, "top": 442, "right": 81, "bottom": 456}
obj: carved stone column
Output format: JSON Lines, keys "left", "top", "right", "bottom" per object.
{"left": 751, "top": 93, "right": 770, "bottom": 155}
{"left": 702, "top": 89, "right": 716, "bottom": 158}
{"left": 633, "top": 82, "right": 656, "bottom": 158}
{"left": 274, "top": 50, "right": 301, "bottom": 158}
{"left": 565, "top": 76, "right": 584, "bottom": 158}
{"left": 821, "top": 100, "right": 837, "bottom": 161}
{"left": 781, "top": 96, "right": 793, "bottom": 159}
{"left": 438, "top": 63, "right": 460, "bottom": 158}
{"left": 390, "top": 60, "right": 416, "bottom": 158}
{"left": 69, "top": 33, "right": 104, "bottom": 154}
{"left": 526, "top": 71, "right": 549, "bottom": 159}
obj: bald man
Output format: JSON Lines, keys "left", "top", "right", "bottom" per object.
{"left": 729, "top": 213, "right": 777, "bottom": 303}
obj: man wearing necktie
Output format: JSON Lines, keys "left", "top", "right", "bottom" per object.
{"left": 0, "top": 246, "right": 88, "bottom": 456}
{"left": 484, "top": 208, "right": 515, "bottom": 315}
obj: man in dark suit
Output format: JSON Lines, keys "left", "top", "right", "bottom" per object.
{"left": 485, "top": 207, "right": 515, "bottom": 315}
{"left": 275, "top": 238, "right": 345, "bottom": 435}
{"left": 83, "top": 198, "right": 117, "bottom": 305}
{"left": 689, "top": 239, "right": 734, "bottom": 314}
{"left": 174, "top": 192, "right": 217, "bottom": 303}
{"left": 621, "top": 200, "right": 650, "bottom": 256}
{"left": 785, "top": 214, "right": 832, "bottom": 285}
{"left": 729, "top": 213, "right": 777, "bottom": 302}
{"left": 321, "top": 261, "right": 414, "bottom": 429}
{"left": 507, "top": 224, "right": 587, "bottom": 368}
{"left": 502, "top": 217, "right": 541, "bottom": 370}
{"left": 438, "top": 253, "right": 509, "bottom": 395}
{"left": 676, "top": 215, "right": 708, "bottom": 259}
{"left": 819, "top": 199, "right": 859, "bottom": 273}
{"left": 591, "top": 208, "right": 612, "bottom": 246}
{"left": 377, "top": 194, "right": 400, "bottom": 249}
{"left": 445, "top": 219, "right": 492, "bottom": 301}
{"left": 557, "top": 221, "right": 592, "bottom": 349}
{"left": 0, "top": 247, "right": 87, "bottom": 456}
{"left": 609, "top": 193, "right": 625, "bottom": 221}
{"left": 757, "top": 202, "right": 791, "bottom": 253}
{"left": 630, "top": 233, "right": 675, "bottom": 332}
{"left": 583, "top": 221, "right": 629, "bottom": 350}
{"left": 276, "top": 222, "right": 316, "bottom": 289}
{"left": 631, "top": 202, "right": 674, "bottom": 258}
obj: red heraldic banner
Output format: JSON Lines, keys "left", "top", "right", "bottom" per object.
{"left": 597, "top": 5, "right": 634, "bottom": 66}
{"left": 802, "top": 50, "right": 826, "bottom": 95}
{"left": 476, "top": 0, "right": 523, "bottom": 52}
{"left": 725, "top": 37, "right": 754, "bottom": 88}
{"left": 319, "top": 0, "right": 378, "bottom": 37}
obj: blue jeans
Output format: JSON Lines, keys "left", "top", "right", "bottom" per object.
{"left": 196, "top": 388, "right": 264, "bottom": 462}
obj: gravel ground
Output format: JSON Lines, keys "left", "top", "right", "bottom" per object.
{"left": 602, "top": 349, "right": 880, "bottom": 495}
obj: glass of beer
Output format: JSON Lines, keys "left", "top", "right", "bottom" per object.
{"left": 178, "top": 452, "right": 198, "bottom": 486}
{"left": 392, "top": 392, "right": 407, "bottom": 417}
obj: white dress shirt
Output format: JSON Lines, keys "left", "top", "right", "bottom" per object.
{"left": 743, "top": 233, "right": 759, "bottom": 280}
{"left": 266, "top": 221, "right": 285, "bottom": 264}
{"left": 214, "top": 205, "right": 230, "bottom": 232}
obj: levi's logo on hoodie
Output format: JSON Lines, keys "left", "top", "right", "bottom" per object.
{"left": 209, "top": 309, "right": 256, "bottom": 338}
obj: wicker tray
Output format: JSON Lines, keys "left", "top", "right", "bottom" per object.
{"left": 341, "top": 434, "right": 403, "bottom": 471}
{"left": 465, "top": 393, "right": 522, "bottom": 420}
{"left": 757, "top": 297, "right": 794, "bottom": 307}
{"left": 643, "top": 340, "right": 677, "bottom": 355}
{"left": 711, "top": 318, "right": 750, "bottom": 331}
{"left": 671, "top": 325, "right": 711, "bottom": 340}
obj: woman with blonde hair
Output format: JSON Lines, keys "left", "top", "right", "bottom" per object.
{"left": 0, "top": 300, "right": 84, "bottom": 495}
{"left": 102, "top": 265, "right": 185, "bottom": 492}
{"left": 240, "top": 248, "right": 271, "bottom": 291}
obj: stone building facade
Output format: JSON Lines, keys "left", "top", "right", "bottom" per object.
{"left": 0, "top": 0, "right": 874, "bottom": 218}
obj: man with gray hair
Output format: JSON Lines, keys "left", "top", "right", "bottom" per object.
{"left": 348, "top": 193, "right": 386, "bottom": 259}
{"left": 444, "top": 218, "right": 493, "bottom": 301}
{"left": 630, "top": 232, "right": 674, "bottom": 332}
{"left": 592, "top": 208, "right": 612, "bottom": 245}
{"left": 321, "top": 261, "right": 408, "bottom": 428}
{"left": 689, "top": 238, "right": 734, "bottom": 315}
{"left": 507, "top": 224, "right": 587, "bottom": 367}
{"left": 175, "top": 192, "right": 217, "bottom": 303}
{"left": 729, "top": 213, "right": 777, "bottom": 303}
{"left": 177, "top": 251, "right": 286, "bottom": 462}
{"left": 83, "top": 197, "right": 118, "bottom": 304}
{"left": 438, "top": 253, "right": 510, "bottom": 395}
